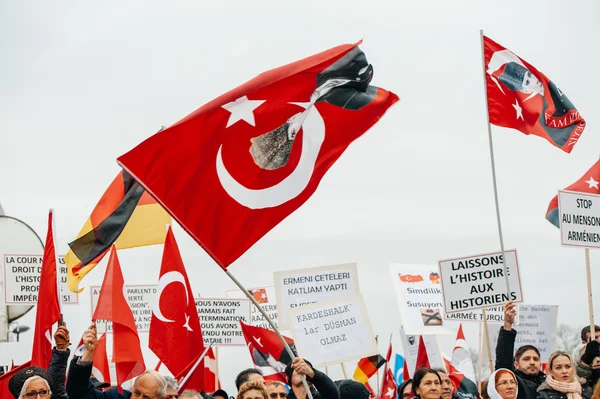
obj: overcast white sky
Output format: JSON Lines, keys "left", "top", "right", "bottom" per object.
{"left": 2, "top": 0, "right": 600, "bottom": 392}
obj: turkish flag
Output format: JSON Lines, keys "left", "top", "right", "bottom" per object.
{"left": 546, "top": 159, "right": 600, "bottom": 227}
{"left": 149, "top": 226, "right": 204, "bottom": 379}
{"left": 414, "top": 336, "right": 430, "bottom": 370}
{"left": 91, "top": 334, "right": 112, "bottom": 386}
{"left": 118, "top": 41, "right": 398, "bottom": 268}
{"left": 204, "top": 347, "right": 220, "bottom": 392}
{"left": 448, "top": 325, "right": 478, "bottom": 399}
{"left": 93, "top": 247, "right": 146, "bottom": 386}
{"left": 484, "top": 35, "right": 585, "bottom": 153}
{"left": 380, "top": 368, "right": 397, "bottom": 399}
{"left": 240, "top": 321, "right": 296, "bottom": 383}
{"left": 0, "top": 361, "right": 32, "bottom": 396}
{"left": 31, "top": 210, "right": 61, "bottom": 368}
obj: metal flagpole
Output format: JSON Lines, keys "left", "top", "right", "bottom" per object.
{"left": 225, "top": 270, "right": 314, "bottom": 399}
{"left": 479, "top": 30, "right": 512, "bottom": 297}
{"left": 178, "top": 342, "right": 213, "bottom": 389}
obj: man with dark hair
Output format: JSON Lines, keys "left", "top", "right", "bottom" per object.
{"left": 284, "top": 358, "right": 339, "bottom": 399}
{"left": 495, "top": 301, "right": 545, "bottom": 399}
{"left": 235, "top": 368, "right": 265, "bottom": 390}
{"left": 575, "top": 326, "right": 600, "bottom": 389}
{"left": 433, "top": 369, "right": 455, "bottom": 399}
{"left": 574, "top": 326, "right": 600, "bottom": 362}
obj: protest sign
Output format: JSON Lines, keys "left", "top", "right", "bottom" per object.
{"left": 438, "top": 250, "right": 523, "bottom": 313}
{"left": 444, "top": 306, "right": 504, "bottom": 324}
{"left": 274, "top": 263, "right": 359, "bottom": 329}
{"left": 398, "top": 327, "right": 445, "bottom": 374}
{"left": 91, "top": 285, "right": 157, "bottom": 333}
{"left": 195, "top": 297, "right": 251, "bottom": 346}
{"left": 558, "top": 190, "right": 600, "bottom": 248}
{"left": 488, "top": 304, "right": 558, "bottom": 363}
{"left": 4, "top": 254, "right": 78, "bottom": 304}
{"left": 288, "top": 295, "right": 377, "bottom": 367}
{"left": 226, "top": 286, "right": 279, "bottom": 330}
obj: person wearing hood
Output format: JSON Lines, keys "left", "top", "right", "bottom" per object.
{"left": 496, "top": 302, "right": 546, "bottom": 399}
{"left": 8, "top": 366, "right": 55, "bottom": 399}
{"left": 412, "top": 369, "right": 441, "bottom": 399}
{"left": 537, "top": 351, "right": 592, "bottom": 399}
{"left": 398, "top": 380, "right": 413, "bottom": 399}
{"left": 284, "top": 358, "right": 339, "bottom": 399}
{"left": 488, "top": 369, "right": 518, "bottom": 399}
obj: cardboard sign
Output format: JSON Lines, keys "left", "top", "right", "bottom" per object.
{"left": 438, "top": 250, "right": 523, "bottom": 313}
{"left": 91, "top": 285, "right": 157, "bottom": 333}
{"left": 274, "top": 263, "right": 360, "bottom": 329}
{"left": 558, "top": 190, "right": 600, "bottom": 248}
{"left": 226, "top": 286, "right": 279, "bottom": 330}
{"left": 398, "top": 327, "right": 444, "bottom": 375}
{"left": 488, "top": 304, "right": 558, "bottom": 363}
{"left": 288, "top": 295, "right": 377, "bottom": 367}
{"left": 4, "top": 254, "right": 78, "bottom": 304}
{"left": 195, "top": 297, "right": 251, "bottom": 346}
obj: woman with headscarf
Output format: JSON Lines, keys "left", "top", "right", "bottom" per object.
{"left": 537, "top": 351, "right": 592, "bottom": 399}
{"left": 487, "top": 369, "right": 518, "bottom": 399}
{"left": 8, "top": 366, "right": 55, "bottom": 399}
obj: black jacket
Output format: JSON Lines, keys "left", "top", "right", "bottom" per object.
{"left": 576, "top": 362, "right": 600, "bottom": 389}
{"left": 287, "top": 369, "right": 340, "bottom": 399}
{"left": 48, "top": 348, "right": 70, "bottom": 399}
{"left": 66, "top": 358, "right": 132, "bottom": 399}
{"left": 495, "top": 328, "right": 546, "bottom": 399}
{"left": 536, "top": 382, "right": 591, "bottom": 399}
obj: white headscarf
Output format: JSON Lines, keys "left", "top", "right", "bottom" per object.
{"left": 17, "top": 376, "right": 52, "bottom": 399}
{"left": 487, "top": 369, "right": 518, "bottom": 399}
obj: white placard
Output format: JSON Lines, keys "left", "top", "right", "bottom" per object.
{"left": 91, "top": 285, "right": 157, "bottom": 333}
{"left": 195, "top": 297, "right": 251, "bottom": 346}
{"left": 444, "top": 306, "right": 505, "bottom": 323}
{"left": 399, "top": 327, "right": 445, "bottom": 375}
{"left": 274, "top": 263, "right": 360, "bottom": 329}
{"left": 488, "top": 304, "right": 558, "bottom": 363}
{"left": 438, "top": 250, "right": 523, "bottom": 313}
{"left": 4, "top": 254, "right": 78, "bottom": 304}
{"left": 288, "top": 295, "right": 377, "bottom": 367}
{"left": 558, "top": 190, "right": 600, "bottom": 248}
{"left": 226, "top": 286, "right": 279, "bottom": 330}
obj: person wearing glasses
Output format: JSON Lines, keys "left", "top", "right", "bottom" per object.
{"left": 267, "top": 382, "right": 288, "bottom": 399}
{"left": 537, "top": 351, "right": 592, "bottom": 399}
{"left": 8, "top": 366, "right": 55, "bottom": 399}
{"left": 487, "top": 369, "right": 518, "bottom": 399}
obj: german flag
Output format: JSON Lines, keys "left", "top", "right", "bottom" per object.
{"left": 353, "top": 354, "right": 386, "bottom": 384}
{"left": 65, "top": 170, "right": 171, "bottom": 293}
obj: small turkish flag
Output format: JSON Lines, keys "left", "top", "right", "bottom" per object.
{"left": 91, "top": 334, "right": 111, "bottom": 387}
{"left": 250, "top": 288, "right": 269, "bottom": 304}
{"left": 484, "top": 35, "right": 585, "bottom": 153}
{"left": 149, "top": 226, "right": 204, "bottom": 379}
{"left": 118, "top": 41, "right": 398, "bottom": 269}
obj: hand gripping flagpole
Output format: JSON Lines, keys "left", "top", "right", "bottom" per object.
{"left": 479, "top": 30, "right": 512, "bottom": 301}
{"left": 225, "top": 270, "right": 314, "bottom": 399}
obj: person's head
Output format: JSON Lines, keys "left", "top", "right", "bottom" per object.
{"left": 90, "top": 376, "right": 110, "bottom": 392}
{"left": 412, "top": 369, "right": 441, "bottom": 399}
{"left": 487, "top": 369, "right": 517, "bottom": 399}
{"left": 180, "top": 390, "right": 203, "bottom": 399}
{"left": 498, "top": 63, "right": 544, "bottom": 95}
{"left": 213, "top": 389, "right": 230, "bottom": 399}
{"left": 548, "top": 351, "right": 575, "bottom": 383}
{"left": 336, "top": 379, "right": 371, "bottom": 399}
{"left": 480, "top": 381, "right": 490, "bottom": 399}
{"left": 267, "top": 382, "right": 288, "bottom": 399}
{"left": 237, "top": 381, "right": 268, "bottom": 399}
{"left": 236, "top": 369, "right": 265, "bottom": 390}
{"left": 513, "top": 345, "right": 541, "bottom": 376}
{"left": 398, "top": 380, "right": 413, "bottom": 399}
{"left": 580, "top": 325, "right": 600, "bottom": 343}
{"left": 284, "top": 359, "right": 314, "bottom": 388}
{"left": 164, "top": 376, "right": 179, "bottom": 399}
{"left": 131, "top": 370, "right": 167, "bottom": 399}
{"left": 433, "top": 369, "right": 453, "bottom": 399}
{"left": 8, "top": 366, "right": 54, "bottom": 399}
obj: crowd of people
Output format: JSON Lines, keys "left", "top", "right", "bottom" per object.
{"left": 6, "top": 303, "right": 600, "bottom": 399}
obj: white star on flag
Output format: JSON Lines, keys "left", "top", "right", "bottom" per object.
{"left": 586, "top": 176, "right": 599, "bottom": 189}
{"left": 183, "top": 314, "right": 193, "bottom": 331}
{"left": 512, "top": 99, "right": 524, "bottom": 121}
{"left": 222, "top": 96, "right": 265, "bottom": 128}
{"left": 385, "top": 388, "right": 395, "bottom": 398}
{"left": 254, "top": 336, "right": 263, "bottom": 347}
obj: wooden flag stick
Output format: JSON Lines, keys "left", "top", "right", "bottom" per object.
{"left": 225, "top": 270, "right": 313, "bottom": 399}
{"left": 482, "top": 309, "right": 494, "bottom": 372}
{"left": 477, "top": 322, "right": 483, "bottom": 390}
{"left": 215, "top": 346, "right": 220, "bottom": 391}
{"left": 585, "top": 248, "right": 596, "bottom": 342}
{"left": 341, "top": 363, "right": 348, "bottom": 379}
{"left": 478, "top": 29, "right": 512, "bottom": 298}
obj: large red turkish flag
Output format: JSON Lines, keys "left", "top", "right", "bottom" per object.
{"left": 149, "top": 227, "right": 204, "bottom": 378}
{"left": 484, "top": 35, "right": 585, "bottom": 153}
{"left": 118, "top": 42, "right": 398, "bottom": 268}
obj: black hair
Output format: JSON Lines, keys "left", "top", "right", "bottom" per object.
{"left": 498, "top": 62, "right": 528, "bottom": 91}
{"left": 398, "top": 379, "right": 413, "bottom": 399}
{"left": 235, "top": 368, "right": 263, "bottom": 390}
{"left": 580, "top": 325, "right": 600, "bottom": 342}
{"left": 412, "top": 368, "right": 441, "bottom": 397}
{"left": 515, "top": 345, "right": 540, "bottom": 362}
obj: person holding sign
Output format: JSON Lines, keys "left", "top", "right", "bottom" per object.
{"left": 576, "top": 341, "right": 600, "bottom": 390}
{"left": 284, "top": 358, "right": 339, "bottom": 399}
{"left": 495, "top": 302, "right": 545, "bottom": 399}
{"left": 536, "top": 351, "right": 592, "bottom": 399}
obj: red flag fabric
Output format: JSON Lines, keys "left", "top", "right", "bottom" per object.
{"left": 203, "top": 347, "right": 220, "bottom": 392}
{"left": 93, "top": 247, "right": 146, "bottom": 385}
{"left": 444, "top": 357, "right": 479, "bottom": 399}
{"left": 0, "top": 361, "right": 32, "bottom": 396}
{"left": 117, "top": 42, "right": 398, "bottom": 269}
{"left": 149, "top": 227, "right": 204, "bottom": 379}
{"left": 402, "top": 360, "right": 410, "bottom": 382}
{"left": 31, "top": 210, "right": 61, "bottom": 368}
{"left": 91, "top": 334, "right": 112, "bottom": 386}
{"left": 414, "top": 336, "right": 430, "bottom": 371}
{"left": 483, "top": 35, "right": 585, "bottom": 153}
{"left": 240, "top": 321, "right": 296, "bottom": 383}
{"left": 546, "top": 159, "right": 600, "bottom": 228}
{"left": 175, "top": 346, "right": 212, "bottom": 393}
{"left": 379, "top": 342, "right": 396, "bottom": 399}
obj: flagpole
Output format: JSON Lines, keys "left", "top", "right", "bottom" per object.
{"left": 375, "top": 335, "right": 380, "bottom": 396}
{"left": 585, "top": 248, "right": 596, "bottom": 342}
{"left": 479, "top": 30, "right": 512, "bottom": 298}
{"left": 225, "top": 270, "right": 314, "bottom": 399}
{"left": 481, "top": 309, "right": 494, "bottom": 372}
{"left": 341, "top": 363, "right": 348, "bottom": 379}
{"left": 178, "top": 342, "right": 213, "bottom": 389}
{"left": 50, "top": 209, "right": 64, "bottom": 315}
{"left": 477, "top": 323, "right": 483, "bottom": 390}
{"left": 215, "top": 346, "right": 220, "bottom": 391}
